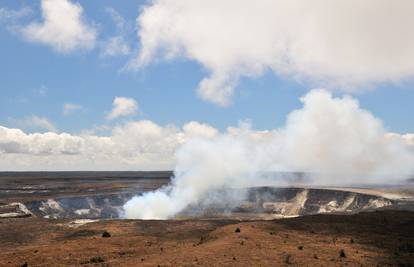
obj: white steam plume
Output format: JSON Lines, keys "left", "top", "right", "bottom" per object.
{"left": 123, "top": 89, "right": 414, "bottom": 219}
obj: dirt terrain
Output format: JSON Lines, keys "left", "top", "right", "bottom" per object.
{"left": 0, "top": 210, "right": 413, "bottom": 266}
{"left": 1, "top": 172, "right": 413, "bottom": 266}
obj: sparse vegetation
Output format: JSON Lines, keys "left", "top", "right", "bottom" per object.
{"left": 339, "top": 249, "right": 346, "bottom": 258}
{"left": 1, "top": 209, "right": 414, "bottom": 266}
{"left": 90, "top": 256, "right": 104, "bottom": 263}
{"left": 235, "top": 227, "right": 241, "bottom": 233}
{"left": 21, "top": 263, "right": 28, "bottom": 267}
{"left": 285, "top": 254, "right": 293, "bottom": 265}
{"left": 102, "top": 231, "right": 111, "bottom": 238}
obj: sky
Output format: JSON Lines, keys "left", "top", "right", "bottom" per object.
{"left": 0, "top": 0, "right": 413, "bottom": 171}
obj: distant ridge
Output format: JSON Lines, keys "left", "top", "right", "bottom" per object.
{"left": 0, "top": 171, "right": 174, "bottom": 179}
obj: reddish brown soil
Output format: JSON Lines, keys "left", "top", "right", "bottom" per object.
{"left": 1, "top": 210, "right": 413, "bottom": 267}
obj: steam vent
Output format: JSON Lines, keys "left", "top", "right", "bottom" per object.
{"left": 1, "top": 172, "right": 413, "bottom": 220}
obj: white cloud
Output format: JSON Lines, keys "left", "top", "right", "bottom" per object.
{"left": 107, "top": 97, "right": 139, "bottom": 120}
{"left": 0, "top": 127, "right": 83, "bottom": 155}
{"left": 100, "top": 7, "right": 131, "bottom": 57}
{"left": 132, "top": 0, "right": 414, "bottom": 105}
{"left": 11, "top": 115, "right": 57, "bottom": 133}
{"left": 1, "top": 90, "right": 413, "bottom": 181}
{"left": 102, "top": 36, "right": 130, "bottom": 57}
{"left": 0, "top": 120, "right": 217, "bottom": 170}
{"left": 63, "top": 103, "right": 82, "bottom": 116}
{"left": 0, "top": 6, "right": 32, "bottom": 22}
{"left": 105, "top": 7, "right": 126, "bottom": 31}
{"left": 20, "top": 0, "right": 97, "bottom": 53}
{"left": 182, "top": 121, "right": 219, "bottom": 139}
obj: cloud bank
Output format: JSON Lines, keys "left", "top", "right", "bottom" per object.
{"left": 132, "top": 0, "right": 414, "bottom": 105}
{"left": 20, "top": 0, "right": 96, "bottom": 53}
{"left": 1, "top": 90, "right": 413, "bottom": 175}
{"left": 119, "top": 89, "right": 414, "bottom": 219}
{"left": 0, "top": 120, "right": 217, "bottom": 171}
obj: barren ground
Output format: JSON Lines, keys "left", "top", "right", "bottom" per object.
{"left": 1, "top": 210, "right": 413, "bottom": 267}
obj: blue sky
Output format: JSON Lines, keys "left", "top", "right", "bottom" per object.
{"left": 0, "top": 0, "right": 414, "bottom": 172}
{"left": 0, "top": 0, "right": 413, "bottom": 135}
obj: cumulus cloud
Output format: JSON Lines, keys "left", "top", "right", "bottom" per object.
{"left": 123, "top": 89, "right": 414, "bottom": 219}
{"left": 20, "top": 0, "right": 96, "bottom": 53}
{"left": 182, "top": 121, "right": 219, "bottom": 139}
{"left": 62, "top": 103, "right": 83, "bottom": 116}
{"left": 10, "top": 115, "right": 57, "bottom": 133}
{"left": 1, "top": 90, "right": 413, "bottom": 191}
{"left": 0, "top": 120, "right": 218, "bottom": 171}
{"left": 131, "top": 0, "right": 414, "bottom": 105}
{"left": 0, "top": 127, "right": 83, "bottom": 155}
{"left": 107, "top": 97, "right": 139, "bottom": 120}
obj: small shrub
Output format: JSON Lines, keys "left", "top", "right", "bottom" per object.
{"left": 313, "top": 254, "right": 318, "bottom": 259}
{"left": 339, "top": 249, "right": 346, "bottom": 258}
{"left": 235, "top": 227, "right": 241, "bottom": 233}
{"left": 90, "top": 256, "right": 104, "bottom": 263}
{"left": 298, "top": 245, "right": 304, "bottom": 250}
{"left": 285, "top": 254, "right": 292, "bottom": 265}
{"left": 350, "top": 238, "right": 354, "bottom": 244}
{"left": 102, "top": 231, "right": 111, "bottom": 238}
{"left": 21, "top": 263, "right": 28, "bottom": 267}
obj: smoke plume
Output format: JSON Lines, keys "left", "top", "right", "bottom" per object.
{"left": 122, "top": 89, "right": 414, "bottom": 219}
